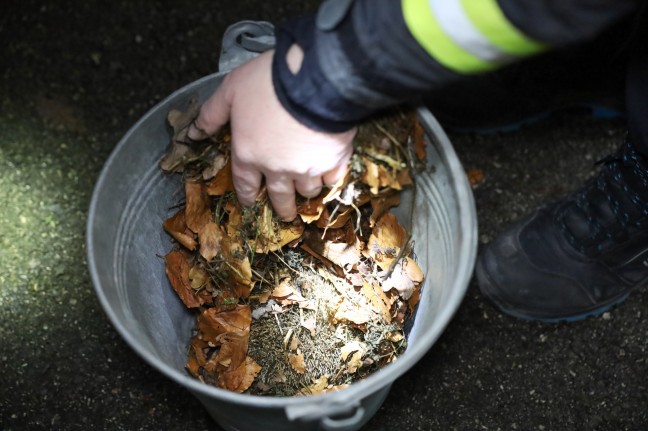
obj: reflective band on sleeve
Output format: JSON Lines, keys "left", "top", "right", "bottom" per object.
{"left": 430, "top": 0, "right": 514, "bottom": 63}
{"left": 460, "top": 0, "right": 547, "bottom": 56}
{"left": 402, "top": 0, "right": 496, "bottom": 73}
{"left": 402, "top": 0, "right": 547, "bottom": 73}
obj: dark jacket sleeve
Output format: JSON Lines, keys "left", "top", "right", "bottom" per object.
{"left": 272, "top": 0, "right": 642, "bottom": 132}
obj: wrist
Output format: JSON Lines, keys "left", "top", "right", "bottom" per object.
{"left": 272, "top": 15, "right": 373, "bottom": 133}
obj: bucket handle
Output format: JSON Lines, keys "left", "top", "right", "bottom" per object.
{"left": 285, "top": 401, "right": 366, "bottom": 430}
{"left": 219, "top": 20, "right": 276, "bottom": 73}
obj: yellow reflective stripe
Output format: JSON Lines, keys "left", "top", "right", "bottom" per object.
{"left": 402, "top": 0, "right": 497, "bottom": 73}
{"left": 460, "top": 0, "right": 547, "bottom": 56}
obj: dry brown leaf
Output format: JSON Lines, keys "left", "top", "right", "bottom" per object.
{"left": 333, "top": 298, "right": 371, "bottom": 325}
{"left": 198, "top": 221, "right": 223, "bottom": 261}
{"left": 271, "top": 279, "right": 307, "bottom": 306}
{"left": 189, "top": 264, "right": 208, "bottom": 290}
{"left": 467, "top": 168, "right": 485, "bottom": 188}
{"left": 298, "top": 375, "right": 349, "bottom": 396}
{"left": 202, "top": 153, "right": 228, "bottom": 181}
{"left": 299, "top": 375, "right": 330, "bottom": 396}
{"left": 315, "top": 206, "right": 353, "bottom": 230}
{"left": 302, "top": 228, "right": 361, "bottom": 270}
{"left": 185, "top": 181, "right": 212, "bottom": 233}
{"left": 340, "top": 341, "right": 366, "bottom": 374}
{"left": 403, "top": 257, "right": 424, "bottom": 282}
{"left": 164, "top": 249, "right": 201, "bottom": 308}
{"left": 217, "top": 356, "right": 262, "bottom": 393}
{"left": 322, "top": 169, "right": 351, "bottom": 204}
{"left": 301, "top": 315, "right": 316, "bottom": 337}
{"left": 221, "top": 236, "right": 254, "bottom": 299}
{"left": 386, "top": 331, "right": 404, "bottom": 343}
{"left": 361, "top": 280, "right": 393, "bottom": 323}
{"left": 160, "top": 102, "right": 201, "bottom": 173}
{"left": 413, "top": 119, "right": 427, "bottom": 161}
{"left": 381, "top": 260, "right": 416, "bottom": 300}
{"left": 163, "top": 209, "right": 197, "bottom": 251}
{"left": 369, "top": 192, "right": 401, "bottom": 228}
{"left": 254, "top": 203, "right": 305, "bottom": 253}
{"left": 289, "top": 351, "right": 306, "bottom": 374}
{"left": 186, "top": 338, "right": 210, "bottom": 377}
{"left": 198, "top": 305, "right": 251, "bottom": 375}
{"left": 367, "top": 212, "right": 408, "bottom": 270}
{"left": 206, "top": 158, "right": 235, "bottom": 195}
{"left": 297, "top": 193, "right": 326, "bottom": 224}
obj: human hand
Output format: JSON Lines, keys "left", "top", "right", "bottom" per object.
{"left": 188, "top": 47, "right": 356, "bottom": 221}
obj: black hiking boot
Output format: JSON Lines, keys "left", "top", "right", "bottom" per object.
{"left": 476, "top": 138, "right": 648, "bottom": 321}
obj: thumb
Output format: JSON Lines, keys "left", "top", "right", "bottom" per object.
{"left": 188, "top": 80, "right": 232, "bottom": 140}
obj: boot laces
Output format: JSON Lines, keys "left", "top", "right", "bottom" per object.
{"left": 559, "top": 138, "right": 648, "bottom": 256}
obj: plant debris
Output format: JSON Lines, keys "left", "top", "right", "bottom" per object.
{"left": 160, "top": 99, "right": 427, "bottom": 396}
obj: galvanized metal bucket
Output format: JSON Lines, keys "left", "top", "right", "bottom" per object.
{"left": 87, "top": 21, "right": 477, "bottom": 431}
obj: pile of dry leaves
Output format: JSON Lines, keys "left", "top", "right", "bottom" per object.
{"left": 160, "top": 101, "right": 427, "bottom": 396}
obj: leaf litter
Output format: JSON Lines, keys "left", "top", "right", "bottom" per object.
{"left": 160, "top": 99, "right": 428, "bottom": 396}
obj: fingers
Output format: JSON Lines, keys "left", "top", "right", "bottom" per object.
{"left": 231, "top": 156, "right": 263, "bottom": 207}
{"left": 187, "top": 79, "right": 232, "bottom": 141}
{"left": 322, "top": 162, "right": 350, "bottom": 186}
{"left": 294, "top": 175, "right": 323, "bottom": 199}
{"left": 264, "top": 173, "right": 297, "bottom": 222}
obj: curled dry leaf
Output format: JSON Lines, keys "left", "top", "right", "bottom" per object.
{"left": 288, "top": 351, "right": 306, "bottom": 374}
{"left": 298, "top": 375, "right": 349, "bottom": 396}
{"left": 367, "top": 212, "right": 408, "bottom": 270}
{"left": 160, "top": 101, "right": 201, "bottom": 173}
{"left": 218, "top": 356, "right": 262, "bottom": 393}
{"left": 221, "top": 236, "right": 254, "bottom": 299}
{"left": 340, "top": 341, "right": 366, "bottom": 374}
{"left": 163, "top": 209, "right": 197, "bottom": 251}
{"left": 297, "top": 193, "right": 326, "bottom": 224}
{"left": 333, "top": 298, "right": 372, "bottom": 326}
{"left": 185, "top": 181, "right": 212, "bottom": 233}
{"left": 254, "top": 203, "right": 305, "bottom": 253}
{"left": 164, "top": 249, "right": 201, "bottom": 308}
{"left": 369, "top": 191, "right": 401, "bottom": 228}
{"left": 206, "top": 158, "right": 234, "bottom": 195}
{"left": 198, "top": 305, "right": 251, "bottom": 374}
{"left": 198, "top": 221, "right": 223, "bottom": 262}
{"left": 202, "top": 153, "right": 228, "bottom": 181}
{"left": 361, "top": 280, "right": 393, "bottom": 323}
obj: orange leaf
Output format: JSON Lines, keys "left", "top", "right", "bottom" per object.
{"left": 367, "top": 212, "right": 407, "bottom": 270}
{"left": 413, "top": 119, "right": 427, "bottom": 161}
{"left": 361, "top": 280, "right": 393, "bottom": 323}
{"left": 466, "top": 168, "right": 485, "bottom": 188}
{"left": 221, "top": 236, "right": 254, "bottom": 299}
{"left": 297, "top": 193, "right": 326, "bottom": 224}
{"left": 198, "top": 221, "right": 223, "bottom": 261}
{"left": 254, "top": 203, "right": 305, "bottom": 253}
{"left": 206, "top": 158, "right": 234, "bottom": 195}
{"left": 164, "top": 249, "right": 201, "bottom": 308}
{"left": 162, "top": 210, "right": 197, "bottom": 251}
{"left": 369, "top": 192, "right": 401, "bottom": 228}
{"left": 333, "top": 298, "right": 371, "bottom": 325}
{"left": 217, "top": 356, "right": 262, "bottom": 393}
{"left": 185, "top": 181, "right": 212, "bottom": 233}
{"left": 198, "top": 305, "right": 251, "bottom": 345}
{"left": 289, "top": 351, "right": 306, "bottom": 374}
{"left": 198, "top": 305, "right": 251, "bottom": 374}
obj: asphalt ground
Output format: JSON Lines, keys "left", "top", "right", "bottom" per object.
{"left": 1, "top": 1, "right": 647, "bottom": 430}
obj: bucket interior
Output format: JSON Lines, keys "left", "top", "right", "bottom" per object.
{"left": 87, "top": 73, "right": 477, "bottom": 430}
